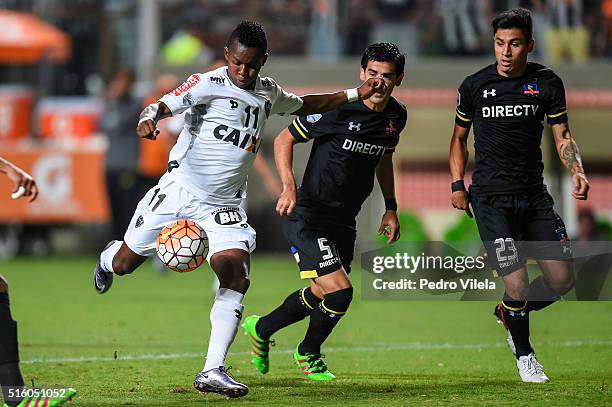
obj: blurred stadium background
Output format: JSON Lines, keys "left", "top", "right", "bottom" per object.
{"left": 0, "top": 1, "right": 611, "bottom": 405}
{"left": 0, "top": 0, "right": 611, "bottom": 256}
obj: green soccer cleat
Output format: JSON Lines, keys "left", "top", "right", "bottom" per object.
{"left": 3, "top": 387, "right": 76, "bottom": 407}
{"left": 242, "top": 315, "right": 274, "bottom": 374}
{"left": 293, "top": 347, "right": 336, "bottom": 381}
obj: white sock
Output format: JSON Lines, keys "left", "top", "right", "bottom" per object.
{"left": 202, "top": 288, "right": 244, "bottom": 371}
{"left": 99, "top": 241, "right": 122, "bottom": 273}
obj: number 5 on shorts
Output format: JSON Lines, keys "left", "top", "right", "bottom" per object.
{"left": 318, "top": 238, "right": 333, "bottom": 260}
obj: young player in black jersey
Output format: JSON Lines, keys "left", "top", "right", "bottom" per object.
{"left": 242, "top": 43, "right": 407, "bottom": 380}
{"left": 449, "top": 8, "right": 589, "bottom": 383}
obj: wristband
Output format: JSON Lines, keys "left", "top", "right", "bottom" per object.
{"left": 451, "top": 180, "right": 466, "bottom": 193}
{"left": 345, "top": 88, "right": 359, "bottom": 103}
{"left": 384, "top": 198, "right": 397, "bottom": 211}
{"left": 138, "top": 103, "right": 160, "bottom": 126}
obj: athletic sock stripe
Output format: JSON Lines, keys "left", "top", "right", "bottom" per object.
{"left": 321, "top": 301, "right": 346, "bottom": 315}
{"left": 502, "top": 301, "right": 526, "bottom": 312}
{"left": 300, "top": 288, "right": 314, "bottom": 310}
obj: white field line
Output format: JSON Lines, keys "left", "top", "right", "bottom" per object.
{"left": 21, "top": 340, "right": 612, "bottom": 364}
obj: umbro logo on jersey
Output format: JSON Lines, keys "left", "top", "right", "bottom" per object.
{"left": 348, "top": 122, "right": 361, "bottom": 131}
{"left": 135, "top": 215, "right": 144, "bottom": 228}
{"left": 229, "top": 100, "right": 238, "bottom": 109}
{"left": 483, "top": 89, "right": 497, "bottom": 98}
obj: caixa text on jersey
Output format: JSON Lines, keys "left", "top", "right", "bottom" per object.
{"left": 213, "top": 124, "right": 261, "bottom": 154}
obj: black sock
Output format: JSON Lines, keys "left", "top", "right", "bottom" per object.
{"left": 527, "top": 276, "right": 559, "bottom": 312}
{"left": 256, "top": 287, "right": 322, "bottom": 340}
{"left": 501, "top": 293, "right": 533, "bottom": 358}
{"left": 298, "top": 287, "right": 353, "bottom": 355}
{"left": 0, "top": 293, "right": 25, "bottom": 407}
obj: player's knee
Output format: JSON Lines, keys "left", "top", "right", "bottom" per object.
{"left": 216, "top": 266, "right": 250, "bottom": 293}
{"left": 505, "top": 285, "right": 528, "bottom": 300}
{"left": 224, "top": 274, "right": 250, "bottom": 294}
{"left": 211, "top": 250, "right": 251, "bottom": 294}
{"left": 322, "top": 287, "right": 353, "bottom": 315}
{"left": 551, "top": 271, "right": 575, "bottom": 295}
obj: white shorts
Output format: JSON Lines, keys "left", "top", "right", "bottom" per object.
{"left": 124, "top": 179, "right": 256, "bottom": 263}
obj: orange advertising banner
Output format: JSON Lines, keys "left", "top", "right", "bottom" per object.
{"left": 0, "top": 144, "right": 109, "bottom": 223}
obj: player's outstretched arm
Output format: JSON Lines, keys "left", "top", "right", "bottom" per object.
{"left": 274, "top": 128, "right": 299, "bottom": 216}
{"left": 0, "top": 157, "right": 38, "bottom": 202}
{"left": 376, "top": 154, "right": 400, "bottom": 244}
{"left": 136, "top": 102, "right": 173, "bottom": 140}
{"left": 254, "top": 152, "right": 282, "bottom": 198}
{"left": 449, "top": 124, "right": 472, "bottom": 217}
{"left": 552, "top": 122, "right": 589, "bottom": 200}
{"left": 292, "top": 78, "right": 385, "bottom": 116}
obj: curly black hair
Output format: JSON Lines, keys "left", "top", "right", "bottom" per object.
{"left": 227, "top": 20, "right": 267, "bottom": 53}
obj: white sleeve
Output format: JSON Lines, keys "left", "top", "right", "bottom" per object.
{"left": 270, "top": 79, "right": 303, "bottom": 116}
{"left": 159, "top": 73, "right": 211, "bottom": 115}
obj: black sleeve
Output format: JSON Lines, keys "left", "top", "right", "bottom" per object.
{"left": 546, "top": 74, "right": 568, "bottom": 125}
{"left": 385, "top": 103, "right": 408, "bottom": 155}
{"left": 455, "top": 78, "right": 474, "bottom": 128}
{"left": 287, "top": 112, "right": 333, "bottom": 143}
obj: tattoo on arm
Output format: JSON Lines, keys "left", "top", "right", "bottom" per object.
{"left": 560, "top": 140, "right": 584, "bottom": 175}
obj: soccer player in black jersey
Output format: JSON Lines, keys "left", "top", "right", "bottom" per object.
{"left": 0, "top": 158, "right": 76, "bottom": 406}
{"left": 449, "top": 8, "right": 589, "bottom": 383}
{"left": 242, "top": 43, "right": 407, "bottom": 380}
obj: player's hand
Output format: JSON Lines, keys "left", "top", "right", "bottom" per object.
{"left": 378, "top": 210, "right": 400, "bottom": 244}
{"left": 6, "top": 164, "right": 38, "bottom": 202}
{"left": 571, "top": 172, "right": 589, "bottom": 200}
{"left": 357, "top": 78, "right": 386, "bottom": 100}
{"left": 276, "top": 186, "right": 297, "bottom": 216}
{"left": 136, "top": 118, "right": 160, "bottom": 140}
{"left": 451, "top": 190, "right": 472, "bottom": 218}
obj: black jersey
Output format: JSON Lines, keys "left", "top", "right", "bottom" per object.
{"left": 455, "top": 62, "right": 568, "bottom": 194}
{"left": 287, "top": 97, "right": 407, "bottom": 217}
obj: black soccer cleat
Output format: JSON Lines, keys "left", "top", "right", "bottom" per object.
{"left": 93, "top": 241, "right": 117, "bottom": 294}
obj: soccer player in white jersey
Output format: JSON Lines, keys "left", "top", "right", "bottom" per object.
{"left": 93, "top": 21, "right": 383, "bottom": 398}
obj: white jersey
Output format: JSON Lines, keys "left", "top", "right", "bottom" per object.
{"left": 158, "top": 66, "right": 303, "bottom": 206}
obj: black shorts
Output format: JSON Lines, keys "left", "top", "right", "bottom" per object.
{"left": 283, "top": 205, "right": 356, "bottom": 279}
{"left": 471, "top": 186, "right": 572, "bottom": 276}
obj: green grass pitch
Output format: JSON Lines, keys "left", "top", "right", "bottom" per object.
{"left": 2, "top": 255, "right": 611, "bottom": 406}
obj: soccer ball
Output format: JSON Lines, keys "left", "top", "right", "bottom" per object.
{"left": 156, "top": 220, "right": 208, "bottom": 272}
